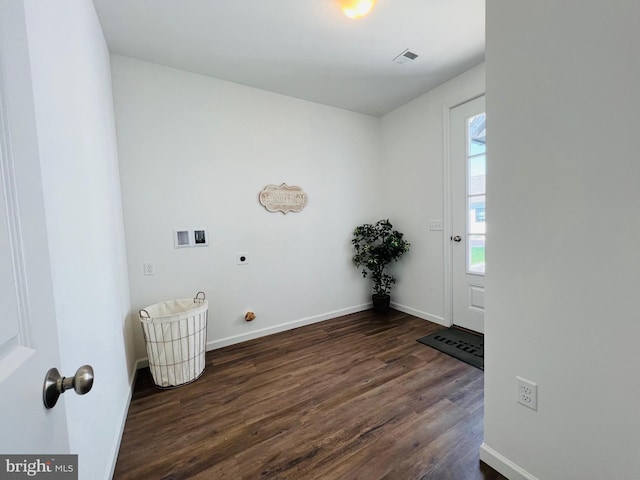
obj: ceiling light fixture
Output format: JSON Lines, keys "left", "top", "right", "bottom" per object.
{"left": 339, "top": 0, "right": 377, "bottom": 19}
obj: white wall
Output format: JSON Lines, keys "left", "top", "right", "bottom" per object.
{"left": 380, "top": 64, "right": 485, "bottom": 324}
{"left": 22, "top": 1, "right": 133, "bottom": 478}
{"left": 483, "top": 2, "right": 640, "bottom": 479}
{"left": 111, "top": 55, "right": 381, "bottom": 359}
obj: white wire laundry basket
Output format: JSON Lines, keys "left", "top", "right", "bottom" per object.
{"left": 139, "top": 291, "right": 208, "bottom": 388}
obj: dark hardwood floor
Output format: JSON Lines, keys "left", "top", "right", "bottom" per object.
{"left": 114, "top": 310, "right": 506, "bottom": 480}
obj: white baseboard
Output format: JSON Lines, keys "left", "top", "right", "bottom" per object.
{"left": 105, "top": 359, "right": 143, "bottom": 480}
{"left": 206, "top": 303, "right": 372, "bottom": 351}
{"left": 480, "top": 443, "right": 539, "bottom": 480}
{"left": 390, "top": 302, "right": 449, "bottom": 327}
{"left": 131, "top": 303, "right": 449, "bottom": 371}
{"left": 131, "top": 303, "right": 372, "bottom": 369}
{"left": 134, "top": 357, "right": 149, "bottom": 369}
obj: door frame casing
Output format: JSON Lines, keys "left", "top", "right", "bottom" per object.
{"left": 442, "top": 93, "right": 485, "bottom": 328}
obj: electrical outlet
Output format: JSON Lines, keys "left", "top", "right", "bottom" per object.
{"left": 143, "top": 262, "right": 155, "bottom": 276}
{"left": 237, "top": 253, "right": 249, "bottom": 265}
{"left": 516, "top": 376, "right": 538, "bottom": 410}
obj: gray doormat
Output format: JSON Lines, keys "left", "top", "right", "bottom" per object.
{"left": 417, "top": 327, "right": 484, "bottom": 370}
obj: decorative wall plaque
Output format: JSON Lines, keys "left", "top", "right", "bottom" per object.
{"left": 259, "top": 183, "right": 308, "bottom": 214}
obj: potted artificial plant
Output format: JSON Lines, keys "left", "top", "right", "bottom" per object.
{"left": 352, "top": 219, "right": 410, "bottom": 313}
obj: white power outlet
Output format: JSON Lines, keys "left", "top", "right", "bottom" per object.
{"left": 516, "top": 376, "right": 538, "bottom": 410}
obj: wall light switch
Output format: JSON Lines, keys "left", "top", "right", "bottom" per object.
{"left": 430, "top": 220, "right": 444, "bottom": 231}
{"left": 237, "top": 253, "right": 249, "bottom": 265}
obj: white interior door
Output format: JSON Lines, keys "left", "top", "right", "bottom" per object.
{"left": 451, "top": 96, "right": 486, "bottom": 333}
{"left": 0, "top": 0, "right": 69, "bottom": 453}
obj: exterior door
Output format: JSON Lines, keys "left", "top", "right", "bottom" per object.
{"left": 451, "top": 96, "right": 486, "bottom": 333}
{"left": 0, "top": 0, "right": 69, "bottom": 454}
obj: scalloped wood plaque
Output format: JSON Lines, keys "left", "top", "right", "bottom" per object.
{"left": 259, "top": 183, "right": 308, "bottom": 214}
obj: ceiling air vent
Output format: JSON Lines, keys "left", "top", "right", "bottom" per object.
{"left": 393, "top": 49, "right": 419, "bottom": 65}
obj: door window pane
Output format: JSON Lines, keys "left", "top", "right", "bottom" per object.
{"left": 468, "top": 113, "right": 486, "bottom": 155}
{"left": 468, "top": 154, "right": 486, "bottom": 195}
{"left": 466, "top": 111, "right": 486, "bottom": 275}
{"left": 468, "top": 235, "right": 485, "bottom": 274}
{"left": 468, "top": 196, "right": 486, "bottom": 234}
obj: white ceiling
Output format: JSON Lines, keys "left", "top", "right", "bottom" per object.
{"left": 92, "top": 0, "right": 485, "bottom": 117}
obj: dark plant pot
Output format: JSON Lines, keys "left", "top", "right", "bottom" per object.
{"left": 372, "top": 294, "right": 391, "bottom": 314}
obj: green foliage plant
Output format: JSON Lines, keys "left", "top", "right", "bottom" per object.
{"left": 352, "top": 219, "right": 410, "bottom": 296}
